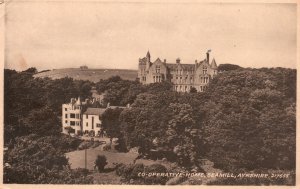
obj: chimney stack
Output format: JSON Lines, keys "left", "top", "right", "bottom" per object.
{"left": 176, "top": 58, "right": 181, "bottom": 64}
{"left": 164, "top": 59, "right": 166, "bottom": 63}
{"left": 206, "top": 52, "right": 209, "bottom": 63}
{"left": 206, "top": 49, "right": 211, "bottom": 63}
{"left": 195, "top": 60, "right": 198, "bottom": 64}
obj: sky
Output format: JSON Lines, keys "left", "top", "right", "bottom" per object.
{"left": 4, "top": 1, "right": 297, "bottom": 71}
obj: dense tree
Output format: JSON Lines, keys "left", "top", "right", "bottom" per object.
{"left": 3, "top": 134, "right": 90, "bottom": 184}
{"left": 101, "top": 108, "right": 123, "bottom": 144}
{"left": 74, "top": 80, "right": 93, "bottom": 100}
{"left": 23, "top": 67, "right": 38, "bottom": 74}
{"left": 23, "top": 106, "right": 61, "bottom": 136}
{"left": 218, "top": 64, "right": 242, "bottom": 72}
{"left": 202, "top": 68, "right": 296, "bottom": 171}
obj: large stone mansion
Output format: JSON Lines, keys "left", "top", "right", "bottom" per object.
{"left": 137, "top": 51, "right": 218, "bottom": 92}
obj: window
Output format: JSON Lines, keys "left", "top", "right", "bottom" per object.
{"left": 65, "top": 120, "right": 68, "bottom": 124}
{"left": 203, "top": 66, "right": 207, "bottom": 74}
{"left": 65, "top": 108, "right": 67, "bottom": 111}
{"left": 86, "top": 122, "right": 88, "bottom": 127}
{"left": 76, "top": 114, "right": 80, "bottom": 119}
{"left": 155, "top": 65, "right": 160, "bottom": 73}
{"left": 70, "top": 113, "right": 75, "bottom": 118}
{"left": 204, "top": 77, "right": 209, "bottom": 83}
{"left": 76, "top": 121, "right": 80, "bottom": 126}
{"left": 86, "top": 114, "right": 88, "bottom": 119}
{"left": 99, "top": 115, "right": 101, "bottom": 120}
{"left": 153, "top": 76, "right": 155, "bottom": 82}
{"left": 96, "top": 123, "right": 101, "bottom": 128}
{"left": 70, "top": 121, "right": 75, "bottom": 126}
{"left": 65, "top": 114, "right": 68, "bottom": 118}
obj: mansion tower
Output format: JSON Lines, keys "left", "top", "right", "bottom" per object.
{"left": 138, "top": 51, "right": 218, "bottom": 92}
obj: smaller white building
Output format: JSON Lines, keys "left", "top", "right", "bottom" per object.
{"left": 82, "top": 108, "right": 106, "bottom": 135}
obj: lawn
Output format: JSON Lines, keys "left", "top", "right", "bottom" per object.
{"left": 65, "top": 145, "right": 138, "bottom": 170}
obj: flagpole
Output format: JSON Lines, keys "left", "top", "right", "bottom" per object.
{"left": 85, "top": 148, "right": 87, "bottom": 169}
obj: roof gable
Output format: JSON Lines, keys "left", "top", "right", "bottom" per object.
{"left": 153, "top": 58, "right": 162, "bottom": 64}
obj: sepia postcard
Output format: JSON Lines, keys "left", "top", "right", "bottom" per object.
{"left": 0, "top": 0, "right": 299, "bottom": 188}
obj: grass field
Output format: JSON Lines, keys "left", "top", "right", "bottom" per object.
{"left": 65, "top": 145, "right": 138, "bottom": 170}
{"left": 34, "top": 68, "right": 138, "bottom": 82}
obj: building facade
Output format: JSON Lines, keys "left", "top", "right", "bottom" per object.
{"left": 62, "top": 97, "right": 126, "bottom": 136}
{"left": 138, "top": 51, "right": 218, "bottom": 92}
{"left": 62, "top": 98, "right": 83, "bottom": 135}
{"left": 82, "top": 108, "right": 105, "bottom": 135}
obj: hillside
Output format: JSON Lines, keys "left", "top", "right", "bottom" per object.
{"left": 34, "top": 68, "right": 138, "bottom": 82}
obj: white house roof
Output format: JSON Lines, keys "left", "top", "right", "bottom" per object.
{"left": 83, "top": 108, "right": 106, "bottom": 115}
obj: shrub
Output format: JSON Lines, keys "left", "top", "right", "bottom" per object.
{"left": 95, "top": 155, "right": 107, "bottom": 172}
{"left": 91, "top": 141, "right": 101, "bottom": 148}
{"left": 115, "top": 137, "right": 128, "bottom": 152}
{"left": 103, "top": 144, "right": 111, "bottom": 151}
{"left": 116, "top": 163, "right": 134, "bottom": 179}
{"left": 144, "top": 164, "right": 168, "bottom": 185}
{"left": 130, "top": 163, "right": 144, "bottom": 179}
{"left": 78, "top": 141, "right": 93, "bottom": 150}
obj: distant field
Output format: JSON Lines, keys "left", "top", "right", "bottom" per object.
{"left": 34, "top": 68, "right": 138, "bottom": 82}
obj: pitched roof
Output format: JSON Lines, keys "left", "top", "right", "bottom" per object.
{"left": 83, "top": 108, "right": 106, "bottom": 115}
{"left": 153, "top": 58, "right": 162, "bottom": 64}
{"left": 180, "top": 64, "right": 195, "bottom": 70}
{"left": 211, "top": 58, "right": 217, "bottom": 69}
{"left": 165, "top": 63, "right": 177, "bottom": 70}
{"left": 165, "top": 63, "right": 195, "bottom": 71}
